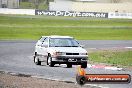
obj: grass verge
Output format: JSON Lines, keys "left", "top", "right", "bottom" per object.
{"left": 0, "top": 15, "right": 132, "bottom": 40}
{"left": 89, "top": 50, "right": 132, "bottom": 67}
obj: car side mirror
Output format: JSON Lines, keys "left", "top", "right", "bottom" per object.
{"left": 80, "top": 45, "right": 84, "bottom": 48}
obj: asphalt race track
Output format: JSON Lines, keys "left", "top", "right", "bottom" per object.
{"left": 0, "top": 40, "right": 132, "bottom": 88}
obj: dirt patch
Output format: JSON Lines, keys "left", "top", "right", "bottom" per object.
{"left": 0, "top": 72, "right": 99, "bottom": 88}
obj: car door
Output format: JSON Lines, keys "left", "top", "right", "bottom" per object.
{"left": 39, "top": 37, "right": 49, "bottom": 56}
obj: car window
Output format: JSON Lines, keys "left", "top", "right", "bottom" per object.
{"left": 39, "top": 37, "right": 46, "bottom": 42}
{"left": 41, "top": 37, "right": 48, "bottom": 46}
{"left": 43, "top": 37, "right": 48, "bottom": 43}
{"left": 49, "top": 38, "right": 79, "bottom": 47}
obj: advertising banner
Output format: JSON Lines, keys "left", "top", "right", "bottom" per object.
{"left": 35, "top": 10, "right": 108, "bottom": 18}
{"left": 108, "top": 12, "right": 132, "bottom": 19}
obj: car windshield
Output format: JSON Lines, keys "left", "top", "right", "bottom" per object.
{"left": 49, "top": 38, "right": 80, "bottom": 47}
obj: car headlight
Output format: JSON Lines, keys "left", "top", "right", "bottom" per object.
{"left": 79, "top": 53, "right": 87, "bottom": 55}
{"left": 52, "top": 52, "right": 66, "bottom": 57}
{"left": 56, "top": 52, "right": 66, "bottom": 55}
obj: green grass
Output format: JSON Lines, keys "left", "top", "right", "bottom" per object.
{"left": 0, "top": 15, "right": 132, "bottom": 40}
{"left": 19, "top": 0, "right": 54, "bottom": 10}
{"left": 20, "top": 2, "right": 35, "bottom": 9}
{"left": 89, "top": 50, "right": 132, "bottom": 67}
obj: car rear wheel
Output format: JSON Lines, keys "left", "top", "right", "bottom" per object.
{"left": 47, "top": 55, "right": 54, "bottom": 67}
{"left": 34, "top": 56, "right": 41, "bottom": 65}
{"left": 67, "top": 64, "right": 72, "bottom": 68}
{"left": 35, "top": 52, "right": 37, "bottom": 56}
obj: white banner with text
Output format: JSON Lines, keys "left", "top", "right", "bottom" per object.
{"left": 108, "top": 12, "right": 132, "bottom": 19}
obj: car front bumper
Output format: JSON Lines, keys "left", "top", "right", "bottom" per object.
{"left": 51, "top": 56, "right": 88, "bottom": 64}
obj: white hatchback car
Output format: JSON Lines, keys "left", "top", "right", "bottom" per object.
{"left": 34, "top": 35, "right": 88, "bottom": 68}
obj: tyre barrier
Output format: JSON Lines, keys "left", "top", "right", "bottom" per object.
{"left": 76, "top": 66, "right": 131, "bottom": 85}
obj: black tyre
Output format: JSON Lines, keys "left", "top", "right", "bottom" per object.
{"left": 67, "top": 64, "right": 72, "bottom": 68}
{"left": 76, "top": 75, "right": 86, "bottom": 85}
{"left": 47, "top": 55, "right": 54, "bottom": 67}
{"left": 35, "top": 52, "right": 37, "bottom": 56}
{"left": 34, "top": 56, "right": 41, "bottom": 65}
{"left": 34, "top": 52, "right": 37, "bottom": 63}
{"left": 33, "top": 56, "right": 36, "bottom": 63}
{"left": 81, "top": 62, "right": 87, "bottom": 68}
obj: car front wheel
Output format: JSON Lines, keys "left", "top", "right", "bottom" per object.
{"left": 67, "top": 64, "right": 72, "bottom": 68}
{"left": 81, "top": 62, "right": 87, "bottom": 68}
{"left": 47, "top": 55, "right": 54, "bottom": 67}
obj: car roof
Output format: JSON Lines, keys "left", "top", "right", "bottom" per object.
{"left": 42, "top": 35, "right": 73, "bottom": 38}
